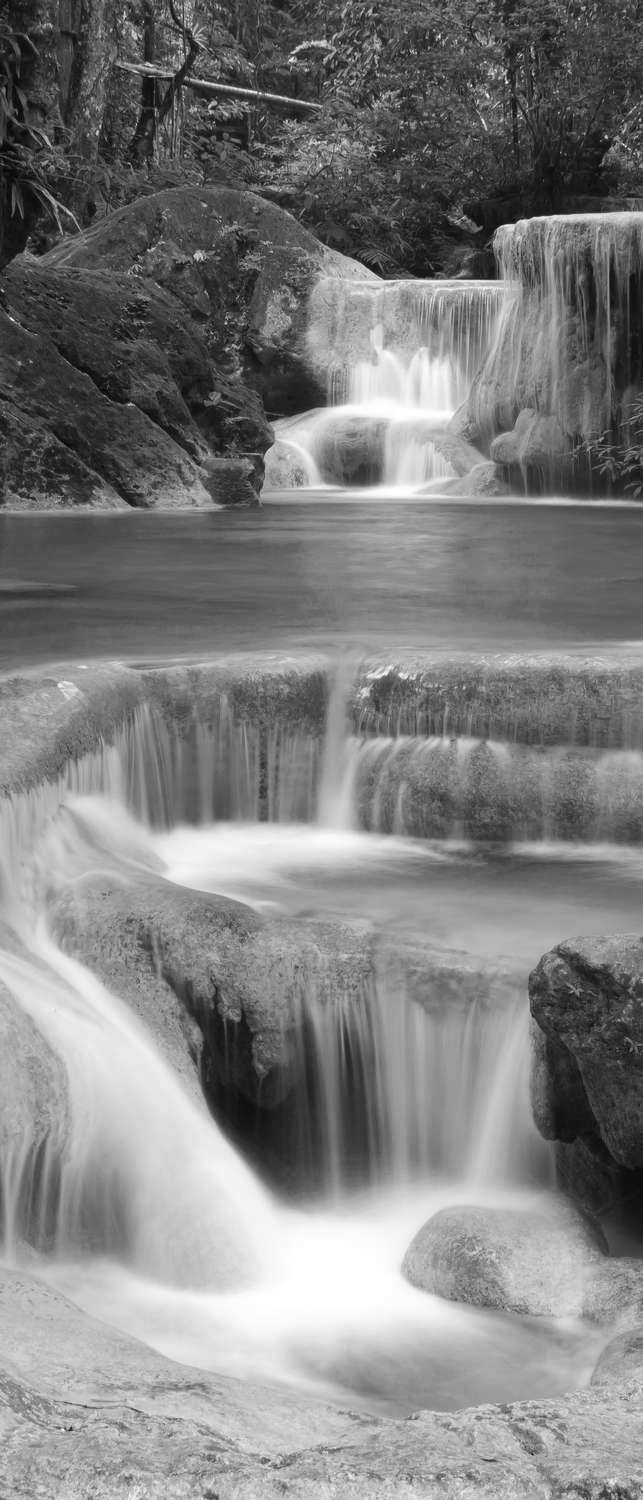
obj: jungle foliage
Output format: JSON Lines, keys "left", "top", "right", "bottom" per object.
{"left": 1, "top": 0, "right": 642, "bottom": 272}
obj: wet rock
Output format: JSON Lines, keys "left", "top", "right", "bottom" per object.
{"left": 455, "top": 460, "right": 510, "bottom": 496}
{"left": 554, "top": 1135, "right": 643, "bottom": 1220}
{"left": 490, "top": 408, "right": 569, "bottom": 474}
{"left": 591, "top": 1324, "right": 643, "bottom": 1386}
{"left": 3, "top": 1263, "right": 643, "bottom": 1497}
{"left": 529, "top": 937, "right": 643, "bottom": 1204}
{"left": 313, "top": 413, "right": 388, "bottom": 485}
{"left": 0, "top": 308, "right": 212, "bottom": 510}
{"left": 263, "top": 439, "right": 310, "bottom": 489}
{"left": 50, "top": 877, "right": 372, "bottom": 1112}
{"left": 401, "top": 1199, "right": 608, "bottom": 1317}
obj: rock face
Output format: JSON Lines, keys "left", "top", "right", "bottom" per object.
{"left": 0, "top": 186, "right": 369, "bottom": 508}
{"left": 529, "top": 936, "right": 643, "bottom": 1218}
{"left": 401, "top": 1199, "right": 613, "bottom": 1318}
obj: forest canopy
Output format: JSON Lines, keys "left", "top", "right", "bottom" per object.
{"left": 1, "top": 0, "right": 642, "bottom": 272}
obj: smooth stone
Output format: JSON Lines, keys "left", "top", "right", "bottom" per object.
{"left": 591, "top": 1324, "right": 643, "bottom": 1386}
{"left": 2, "top": 1262, "right": 643, "bottom": 1499}
{"left": 401, "top": 1200, "right": 608, "bottom": 1317}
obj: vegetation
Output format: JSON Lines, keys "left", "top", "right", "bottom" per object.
{"left": 1, "top": 0, "right": 642, "bottom": 272}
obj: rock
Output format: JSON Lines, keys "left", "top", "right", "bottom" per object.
{"left": 454, "top": 460, "right": 510, "bottom": 496}
{"left": 583, "top": 1257, "right": 643, "bottom": 1326}
{"left": 1, "top": 1263, "right": 643, "bottom": 1497}
{"left": 1, "top": 186, "right": 372, "bottom": 508}
{"left": 490, "top": 408, "right": 568, "bottom": 475}
{"left": 263, "top": 439, "right": 310, "bottom": 489}
{"left": 0, "top": 307, "right": 213, "bottom": 510}
{"left": 401, "top": 1199, "right": 608, "bottom": 1317}
{"left": 50, "top": 876, "right": 372, "bottom": 1113}
{"left": 591, "top": 1324, "right": 643, "bottom": 1386}
{"left": 529, "top": 937, "right": 643, "bottom": 1192}
{"left": 42, "top": 185, "right": 374, "bottom": 418}
{"left": 554, "top": 1136, "right": 643, "bottom": 1220}
{"left": 0, "top": 394, "right": 127, "bottom": 510}
{"left": 313, "top": 412, "right": 388, "bottom": 485}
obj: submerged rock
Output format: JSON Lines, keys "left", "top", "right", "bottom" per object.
{"left": 401, "top": 1199, "right": 608, "bottom": 1317}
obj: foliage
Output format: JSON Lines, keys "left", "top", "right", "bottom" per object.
{"left": 1, "top": 0, "right": 642, "bottom": 273}
{"left": 0, "top": 17, "right": 76, "bottom": 254}
{"left": 594, "top": 402, "right": 643, "bottom": 498}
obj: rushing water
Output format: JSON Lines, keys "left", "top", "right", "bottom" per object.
{"left": 0, "top": 671, "right": 639, "bottom": 1412}
{"left": 270, "top": 278, "right": 504, "bottom": 489}
{"left": 2, "top": 210, "right": 642, "bottom": 1423}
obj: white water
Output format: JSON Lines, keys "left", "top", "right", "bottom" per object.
{"left": 266, "top": 277, "right": 505, "bottom": 493}
{"left": 2, "top": 678, "right": 633, "bottom": 1412}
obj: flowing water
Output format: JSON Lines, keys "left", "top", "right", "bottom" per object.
{"left": 269, "top": 278, "right": 505, "bottom": 490}
{"left": 1, "top": 210, "right": 642, "bottom": 1419}
{"left": 0, "top": 675, "right": 640, "bottom": 1412}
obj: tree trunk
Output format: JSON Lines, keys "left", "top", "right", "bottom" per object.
{"left": 128, "top": 0, "right": 160, "bottom": 166}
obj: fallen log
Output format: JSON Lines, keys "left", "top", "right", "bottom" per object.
{"left": 115, "top": 61, "right": 322, "bottom": 116}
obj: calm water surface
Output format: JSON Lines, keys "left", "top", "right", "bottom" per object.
{"left": 1, "top": 499, "right": 643, "bottom": 668}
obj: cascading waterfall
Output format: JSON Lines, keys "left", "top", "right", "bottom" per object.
{"left": 333, "top": 734, "right": 643, "bottom": 843}
{"left": 0, "top": 668, "right": 621, "bottom": 1408}
{"left": 469, "top": 212, "right": 643, "bottom": 490}
{"left": 265, "top": 277, "right": 505, "bottom": 493}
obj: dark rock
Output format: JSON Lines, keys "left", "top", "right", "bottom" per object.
{"left": 42, "top": 185, "right": 373, "bottom": 419}
{"left": 529, "top": 936, "right": 643, "bottom": 1171}
{"left": 401, "top": 1199, "right": 608, "bottom": 1317}
{"left": 2, "top": 186, "right": 370, "bottom": 508}
{"left": 0, "top": 307, "right": 212, "bottom": 509}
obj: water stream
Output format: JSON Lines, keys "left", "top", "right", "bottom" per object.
{"left": 267, "top": 278, "right": 504, "bottom": 492}
{"left": 0, "top": 672, "right": 638, "bottom": 1412}
{"left": 1, "top": 208, "right": 642, "bottom": 1420}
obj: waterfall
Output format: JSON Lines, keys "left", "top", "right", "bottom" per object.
{"left": 332, "top": 734, "right": 643, "bottom": 843}
{"left": 285, "top": 970, "right": 545, "bottom": 1196}
{"left": 265, "top": 277, "right": 504, "bottom": 493}
{"left": 469, "top": 211, "right": 643, "bottom": 490}
{"left": 0, "top": 934, "right": 276, "bottom": 1281}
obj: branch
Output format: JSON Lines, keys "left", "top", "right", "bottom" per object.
{"left": 115, "top": 61, "right": 322, "bottom": 116}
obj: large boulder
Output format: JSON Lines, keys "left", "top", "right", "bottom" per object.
{"left": 401, "top": 1199, "right": 613, "bottom": 1318}
{"left": 529, "top": 936, "right": 643, "bottom": 1220}
{"left": 0, "top": 306, "right": 213, "bottom": 510}
{"left": 42, "top": 186, "right": 374, "bottom": 418}
{"left": 1, "top": 186, "right": 371, "bottom": 508}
